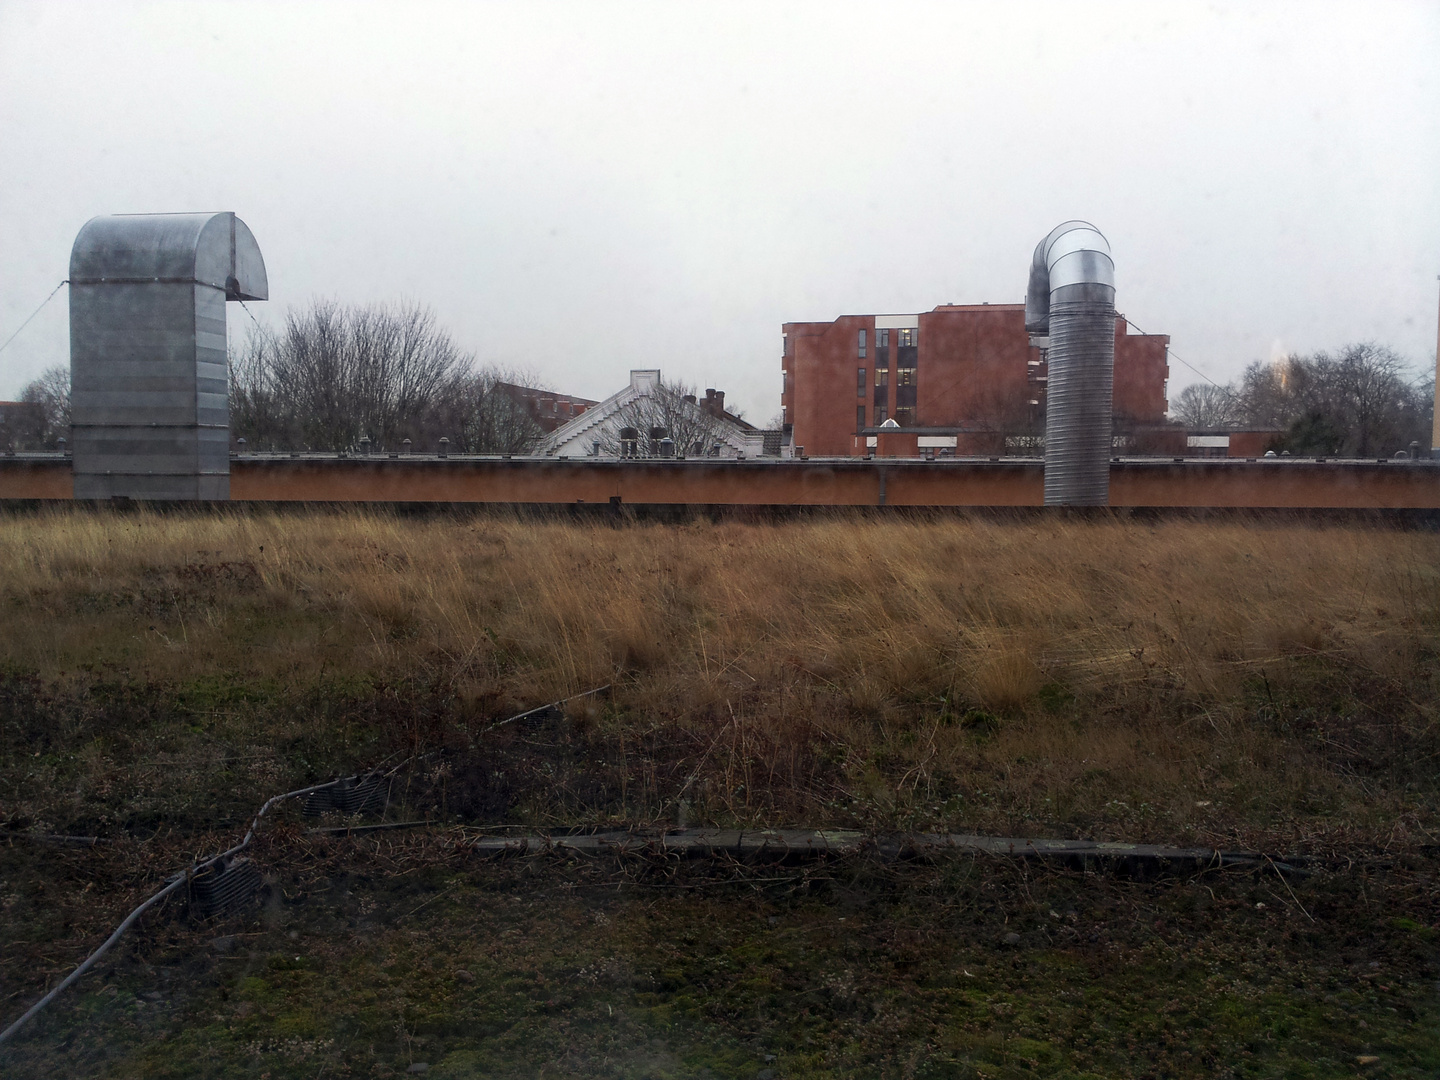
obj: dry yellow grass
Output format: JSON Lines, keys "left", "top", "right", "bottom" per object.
{"left": 1, "top": 506, "right": 1437, "bottom": 845}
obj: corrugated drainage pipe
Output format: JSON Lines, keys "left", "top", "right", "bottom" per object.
{"left": 1025, "top": 221, "right": 1116, "bottom": 505}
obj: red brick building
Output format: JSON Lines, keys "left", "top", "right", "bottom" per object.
{"left": 496, "top": 383, "right": 598, "bottom": 433}
{"left": 781, "top": 303, "right": 1170, "bottom": 457}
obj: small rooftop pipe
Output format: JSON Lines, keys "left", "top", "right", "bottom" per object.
{"left": 1025, "top": 221, "right": 1116, "bottom": 505}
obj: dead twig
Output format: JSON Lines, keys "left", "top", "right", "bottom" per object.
{"left": 1266, "top": 854, "right": 1316, "bottom": 923}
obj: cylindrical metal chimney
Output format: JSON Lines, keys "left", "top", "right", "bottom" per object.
{"left": 1026, "top": 221, "right": 1116, "bottom": 505}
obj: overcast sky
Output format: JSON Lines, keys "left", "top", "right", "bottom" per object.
{"left": 1, "top": 0, "right": 1437, "bottom": 420}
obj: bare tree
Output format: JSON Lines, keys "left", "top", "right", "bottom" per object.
{"left": 277, "top": 299, "right": 362, "bottom": 450}
{"left": 229, "top": 299, "right": 511, "bottom": 452}
{"left": 229, "top": 301, "right": 370, "bottom": 451}
{"left": 597, "top": 379, "right": 735, "bottom": 457}
{"left": 229, "top": 300, "right": 556, "bottom": 455}
{"left": 1233, "top": 358, "right": 1300, "bottom": 430}
{"left": 978, "top": 382, "right": 1043, "bottom": 440}
{"left": 228, "top": 325, "right": 283, "bottom": 448}
{"left": 1214, "top": 344, "right": 1431, "bottom": 455}
{"left": 16, "top": 365, "right": 71, "bottom": 448}
{"left": 1171, "top": 382, "right": 1240, "bottom": 428}
{"left": 353, "top": 302, "right": 467, "bottom": 448}
{"left": 1322, "top": 343, "right": 1419, "bottom": 457}
{"left": 432, "top": 367, "right": 549, "bottom": 455}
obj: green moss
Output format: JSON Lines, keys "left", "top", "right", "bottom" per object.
{"left": 1393, "top": 917, "right": 1435, "bottom": 939}
{"left": 1036, "top": 682, "right": 1076, "bottom": 714}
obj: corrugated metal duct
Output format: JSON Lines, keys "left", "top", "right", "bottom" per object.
{"left": 1025, "top": 221, "right": 1116, "bottom": 506}
{"left": 69, "top": 212, "right": 267, "bottom": 500}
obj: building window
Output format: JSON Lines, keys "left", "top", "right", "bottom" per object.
{"left": 874, "top": 404, "right": 888, "bottom": 425}
{"left": 782, "top": 370, "right": 788, "bottom": 394}
{"left": 894, "top": 327, "right": 918, "bottom": 416}
{"left": 876, "top": 329, "right": 890, "bottom": 349}
{"left": 896, "top": 361, "right": 917, "bottom": 408}
{"left": 857, "top": 329, "right": 867, "bottom": 358}
{"left": 782, "top": 333, "right": 790, "bottom": 357}
{"left": 875, "top": 363, "right": 888, "bottom": 386}
{"left": 857, "top": 405, "right": 866, "bottom": 432}
{"left": 857, "top": 367, "right": 866, "bottom": 396}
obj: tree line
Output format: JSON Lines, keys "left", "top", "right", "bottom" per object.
{"left": 9, "top": 310, "right": 1433, "bottom": 460}
{"left": 7, "top": 300, "right": 552, "bottom": 455}
{"left": 230, "top": 300, "right": 547, "bottom": 454}
{"left": 2, "top": 365, "right": 68, "bottom": 450}
{"left": 1171, "top": 343, "right": 1434, "bottom": 457}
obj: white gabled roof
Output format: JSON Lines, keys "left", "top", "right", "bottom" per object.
{"left": 539, "top": 369, "right": 762, "bottom": 458}
{"left": 539, "top": 370, "right": 660, "bottom": 456}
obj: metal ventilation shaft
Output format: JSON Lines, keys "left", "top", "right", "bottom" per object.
{"left": 69, "top": 212, "right": 268, "bottom": 501}
{"left": 1025, "top": 221, "right": 1116, "bottom": 506}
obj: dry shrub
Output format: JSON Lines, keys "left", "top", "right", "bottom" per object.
{"left": 847, "top": 675, "right": 892, "bottom": 718}
{"left": 879, "top": 639, "right": 952, "bottom": 700}
{"left": 1265, "top": 619, "right": 1329, "bottom": 656}
{"left": 602, "top": 596, "right": 670, "bottom": 673}
{"left": 970, "top": 645, "right": 1044, "bottom": 711}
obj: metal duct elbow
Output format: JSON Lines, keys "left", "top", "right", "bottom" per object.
{"left": 69, "top": 212, "right": 268, "bottom": 501}
{"left": 1026, "top": 221, "right": 1116, "bottom": 506}
{"left": 1024, "top": 221, "right": 1114, "bottom": 334}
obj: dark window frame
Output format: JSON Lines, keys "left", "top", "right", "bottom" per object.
{"left": 857, "top": 329, "right": 867, "bottom": 358}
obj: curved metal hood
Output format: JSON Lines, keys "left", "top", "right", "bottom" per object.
{"left": 70, "top": 212, "right": 267, "bottom": 301}
{"left": 1024, "top": 220, "right": 1114, "bottom": 335}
